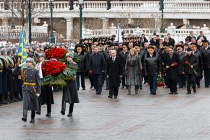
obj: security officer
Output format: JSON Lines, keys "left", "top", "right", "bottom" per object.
{"left": 13, "top": 57, "right": 41, "bottom": 123}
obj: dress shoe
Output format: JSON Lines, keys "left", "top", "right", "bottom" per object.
{"left": 105, "top": 87, "right": 109, "bottom": 90}
{"left": 36, "top": 111, "right": 41, "bottom": 115}
{"left": 169, "top": 92, "right": 173, "bottom": 94}
{"left": 114, "top": 96, "right": 117, "bottom": 99}
{"left": 174, "top": 92, "right": 178, "bottom": 94}
{"left": 205, "top": 86, "right": 209, "bottom": 88}
{"left": 150, "top": 92, "right": 153, "bottom": 94}
{"left": 67, "top": 112, "right": 72, "bottom": 117}
{"left": 153, "top": 92, "right": 156, "bottom": 95}
{"left": 83, "top": 88, "right": 85, "bottom": 90}
{"left": 22, "top": 117, "right": 27, "bottom": 122}
{"left": 30, "top": 119, "right": 35, "bottom": 123}
{"left": 197, "top": 85, "right": 200, "bottom": 88}
{"left": 96, "top": 92, "right": 101, "bottom": 95}
{"left": 193, "top": 88, "right": 196, "bottom": 93}
{"left": 61, "top": 110, "right": 65, "bottom": 115}
{"left": 9, "top": 100, "right": 14, "bottom": 103}
{"left": 108, "top": 95, "right": 112, "bottom": 99}
{"left": 77, "top": 89, "right": 79, "bottom": 91}
{"left": 140, "top": 87, "right": 142, "bottom": 89}
{"left": 187, "top": 92, "right": 191, "bottom": 94}
{"left": 46, "top": 112, "right": 51, "bottom": 117}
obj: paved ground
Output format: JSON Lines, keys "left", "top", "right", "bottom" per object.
{"left": 1, "top": 79, "right": 210, "bottom": 140}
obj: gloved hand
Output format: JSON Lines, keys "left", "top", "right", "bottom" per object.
{"left": 19, "top": 62, "right": 26, "bottom": 67}
{"left": 36, "top": 93, "right": 40, "bottom": 97}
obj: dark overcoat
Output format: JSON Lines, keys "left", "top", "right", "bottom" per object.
{"left": 89, "top": 53, "right": 105, "bottom": 75}
{"left": 182, "top": 54, "right": 198, "bottom": 75}
{"left": 106, "top": 56, "right": 123, "bottom": 87}
{"left": 62, "top": 61, "right": 79, "bottom": 104}
{"left": 13, "top": 66, "right": 41, "bottom": 111}
{"left": 164, "top": 52, "right": 180, "bottom": 80}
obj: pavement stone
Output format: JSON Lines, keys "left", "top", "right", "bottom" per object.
{"left": 1, "top": 79, "right": 210, "bottom": 140}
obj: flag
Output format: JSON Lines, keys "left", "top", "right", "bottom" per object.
{"left": 17, "top": 26, "right": 27, "bottom": 68}
{"left": 114, "top": 23, "right": 122, "bottom": 43}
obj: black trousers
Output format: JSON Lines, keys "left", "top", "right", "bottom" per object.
{"left": 109, "top": 87, "right": 119, "bottom": 97}
{"left": 61, "top": 100, "right": 74, "bottom": 113}
{"left": 169, "top": 79, "right": 177, "bottom": 92}
{"left": 93, "top": 74, "right": 103, "bottom": 93}
{"left": 88, "top": 73, "right": 94, "bottom": 87}
{"left": 186, "top": 74, "right": 196, "bottom": 92}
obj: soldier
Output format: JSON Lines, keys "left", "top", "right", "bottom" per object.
{"left": 191, "top": 43, "right": 203, "bottom": 88}
{"left": 0, "top": 59, "right": 3, "bottom": 106}
{"left": 32, "top": 45, "right": 40, "bottom": 61}
{"left": 61, "top": 52, "right": 79, "bottom": 117}
{"left": 35, "top": 53, "right": 54, "bottom": 117}
{"left": 182, "top": 48, "right": 198, "bottom": 94}
{"left": 0, "top": 48, "right": 12, "bottom": 104}
{"left": 75, "top": 45, "right": 88, "bottom": 90}
{"left": 177, "top": 45, "right": 187, "bottom": 88}
{"left": 201, "top": 40, "right": 210, "bottom": 88}
{"left": 13, "top": 57, "right": 41, "bottom": 123}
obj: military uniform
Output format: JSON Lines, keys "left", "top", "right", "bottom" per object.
{"left": 61, "top": 52, "right": 79, "bottom": 117}
{"left": 13, "top": 58, "right": 41, "bottom": 123}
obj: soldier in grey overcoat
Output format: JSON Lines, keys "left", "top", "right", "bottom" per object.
{"left": 13, "top": 57, "right": 41, "bottom": 123}
{"left": 125, "top": 48, "right": 142, "bottom": 95}
{"left": 61, "top": 52, "right": 79, "bottom": 117}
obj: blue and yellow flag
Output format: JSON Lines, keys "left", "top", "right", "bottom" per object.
{"left": 17, "top": 26, "right": 27, "bottom": 68}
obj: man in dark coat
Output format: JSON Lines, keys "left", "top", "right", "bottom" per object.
{"left": 118, "top": 43, "right": 129, "bottom": 89}
{"left": 186, "top": 31, "right": 196, "bottom": 42}
{"left": 106, "top": 50, "right": 123, "bottom": 99}
{"left": 167, "top": 33, "right": 175, "bottom": 47}
{"left": 176, "top": 45, "right": 187, "bottom": 88}
{"left": 201, "top": 40, "right": 210, "bottom": 88}
{"left": 89, "top": 47, "right": 105, "bottom": 94}
{"left": 197, "top": 31, "right": 207, "bottom": 41}
{"left": 192, "top": 43, "right": 203, "bottom": 88}
{"left": 76, "top": 45, "right": 88, "bottom": 90}
{"left": 86, "top": 43, "right": 95, "bottom": 89}
{"left": 144, "top": 46, "right": 161, "bottom": 95}
{"left": 182, "top": 48, "right": 198, "bottom": 94}
{"left": 164, "top": 46, "right": 180, "bottom": 94}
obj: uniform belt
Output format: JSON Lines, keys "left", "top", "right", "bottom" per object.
{"left": 23, "top": 82, "right": 36, "bottom": 85}
{"left": 0, "top": 70, "right": 2, "bottom": 72}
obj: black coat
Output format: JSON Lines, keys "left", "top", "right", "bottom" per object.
{"left": 169, "top": 37, "right": 175, "bottom": 46}
{"left": 106, "top": 57, "right": 123, "bottom": 87}
{"left": 164, "top": 52, "right": 180, "bottom": 80}
{"left": 39, "top": 85, "right": 54, "bottom": 105}
{"left": 182, "top": 54, "right": 198, "bottom": 75}
{"left": 178, "top": 52, "right": 187, "bottom": 74}
{"left": 186, "top": 35, "right": 196, "bottom": 42}
{"left": 201, "top": 47, "right": 210, "bottom": 69}
{"left": 86, "top": 50, "right": 94, "bottom": 71}
{"left": 77, "top": 52, "right": 88, "bottom": 73}
{"left": 193, "top": 50, "right": 203, "bottom": 70}
{"left": 150, "top": 38, "right": 159, "bottom": 47}
{"left": 118, "top": 50, "right": 129, "bottom": 69}
{"left": 197, "top": 35, "right": 207, "bottom": 41}
{"left": 144, "top": 52, "right": 161, "bottom": 76}
{"left": 89, "top": 53, "right": 105, "bottom": 74}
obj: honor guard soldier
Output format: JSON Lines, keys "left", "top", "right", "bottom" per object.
{"left": 33, "top": 45, "right": 40, "bottom": 61}
{"left": 13, "top": 57, "right": 41, "bottom": 123}
{"left": 61, "top": 52, "right": 79, "bottom": 117}
{"left": 0, "top": 48, "right": 12, "bottom": 104}
{"left": 35, "top": 53, "right": 54, "bottom": 117}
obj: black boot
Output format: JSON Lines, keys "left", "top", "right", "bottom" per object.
{"left": 46, "top": 104, "right": 51, "bottom": 117}
{"left": 36, "top": 102, "right": 41, "bottom": 115}
{"left": 30, "top": 111, "right": 35, "bottom": 123}
{"left": 9, "top": 92, "right": 14, "bottom": 103}
{"left": 0, "top": 94, "right": 3, "bottom": 105}
{"left": 22, "top": 109, "right": 27, "bottom": 122}
{"left": 67, "top": 103, "right": 74, "bottom": 117}
{"left": 61, "top": 100, "right": 66, "bottom": 115}
{"left": 3, "top": 93, "right": 8, "bottom": 104}
{"left": 13, "top": 92, "right": 19, "bottom": 102}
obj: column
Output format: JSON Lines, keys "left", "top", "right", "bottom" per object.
{"left": 66, "top": 17, "right": 74, "bottom": 40}
{"left": 102, "top": 18, "right": 109, "bottom": 34}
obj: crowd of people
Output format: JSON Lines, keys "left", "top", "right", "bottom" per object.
{"left": 0, "top": 30, "right": 210, "bottom": 123}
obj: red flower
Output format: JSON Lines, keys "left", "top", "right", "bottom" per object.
{"left": 45, "top": 48, "right": 68, "bottom": 59}
{"left": 174, "top": 62, "right": 178, "bottom": 66}
{"left": 42, "top": 60, "right": 66, "bottom": 76}
{"left": 184, "top": 61, "right": 188, "bottom": 64}
{"left": 142, "top": 66, "right": 144, "bottom": 69}
{"left": 127, "top": 74, "right": 129, "bottom": 77}
{"left": 90, "top": 70, "right": 93, "bottom": 74}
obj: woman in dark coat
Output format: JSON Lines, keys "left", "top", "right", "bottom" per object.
{"left": 61, "top": 52, "right": 79, "bottom": 117}
{"left": 125, "top": 48, "right": 142, "bottom": 95}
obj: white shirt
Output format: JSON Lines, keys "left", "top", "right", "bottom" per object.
{"left": 112, "top": 56, "right": 116, "bottom": 61}
{"left": 150, "top": 54, "right": 153, "bottom": 57}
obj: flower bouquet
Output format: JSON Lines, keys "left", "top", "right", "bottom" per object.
{"left": 157, "top": 73, "right": 164, "bottom": 87}
{"left": 184, "top": 61, "right": 198, "bottom": 76}
{"left": 40, "top": 48, "right": 79, "bottom": 88}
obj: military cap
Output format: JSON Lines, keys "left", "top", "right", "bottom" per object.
{"left": 11, "top": 47, "right": 17, "bottom": 54}
{"left": 26, "top": 57, "right": 34, "bottom": 63}
{"left": 66, "top": 52, "right": 74, "bottom": 58}
{"left": 122, "top": 43, "right": 128, "bottom": 48}
{"left": 1, "top": 48, "right": 6, "bottom": 55}
{"left": 176, "top": 45, "right": 183, "bottom": 50}
{"left": 191, "top": 43, "right": 197, "bottom": 47}
{"left": 39, "top": 53, "right": 46, "bottom": 58}
{"left": 148, "top": 46, "right": 155, "bottom": 51}
{"left": 98, "top": 43, "right": 104, "bottom": 46}
{"left": 202, "top": 39, "right": 209, "bottom": 45}
{"left": 187, "top": 48, "right": 192, "bottom": 51}
{"left": 108, "top": 44, "right": 114, "bottom": 49}
{"left": 133, "top": 44, "right": 140, "bottom": 49}
{"left": 33, "top": 45, "right": 39, "bottom": 50}
{"left": 6, "top": 48, "right": 12, "bottom": 55}
{"left": 149, "top": 43, "right": 156, "bottom": 48}
{"left": 44, "top": 46, "right": 51, "bottom": 52}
